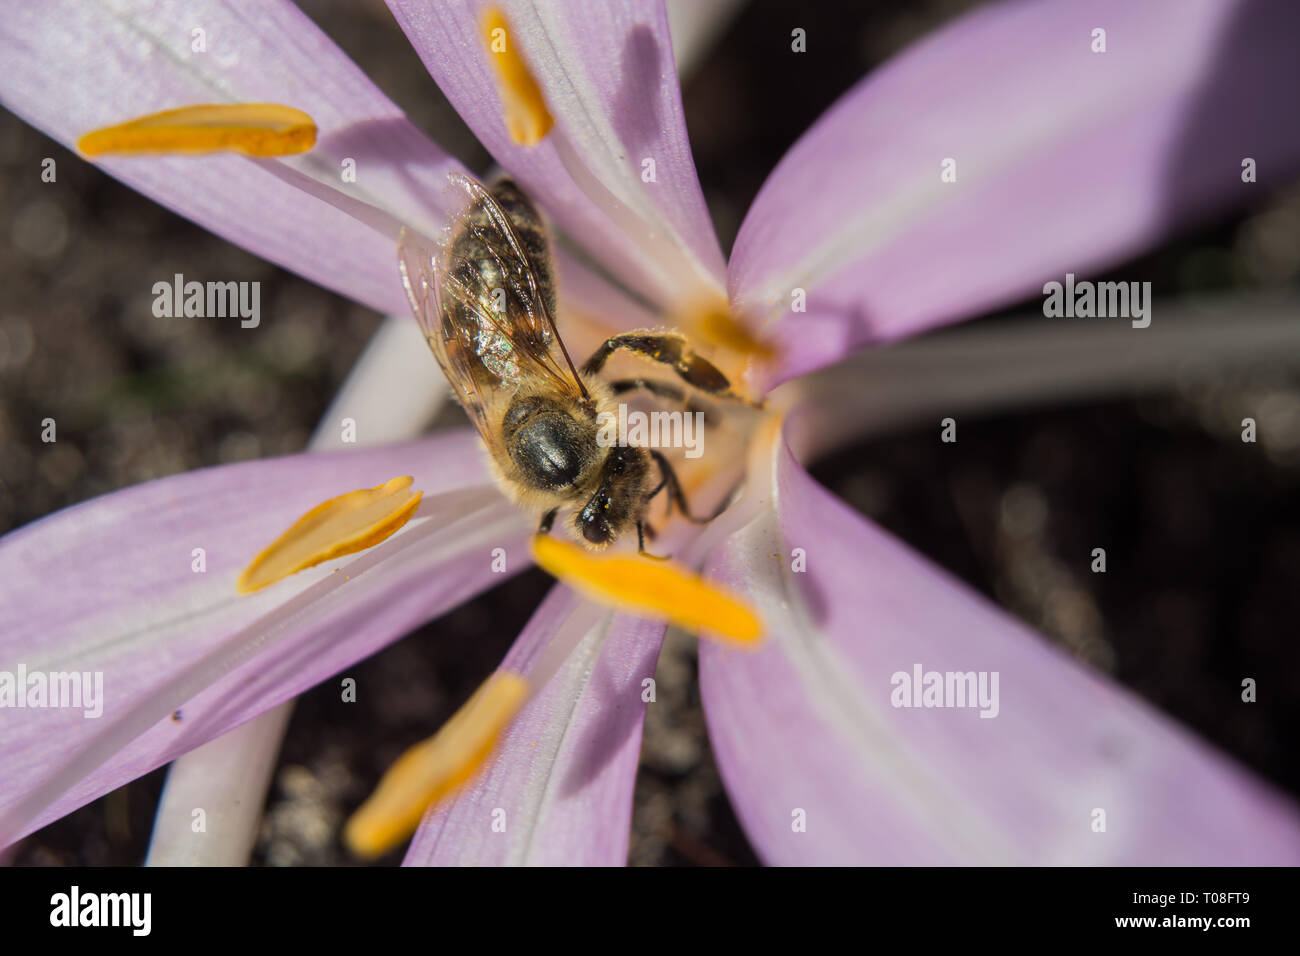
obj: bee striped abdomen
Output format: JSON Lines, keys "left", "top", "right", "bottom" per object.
{"left": 443, "top": 179, "right": 557, "bottom": 386}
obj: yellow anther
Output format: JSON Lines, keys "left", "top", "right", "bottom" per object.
{"left": 481, "top": 7, "right": 554, "bottom": 146}
{"left": 685, "top": 295, "right": 775, "bottom": 361}
{"left": 530, "top": 535, "right": 763, "bottom": 646}
{"left": 344, "top": 670, "right": 530, "bottom": 858}
{"left": 236, "top": 476, "right": 422, "bottom": 594}
{"left": 77, "top": 104, "right": 316, "bottom": 157}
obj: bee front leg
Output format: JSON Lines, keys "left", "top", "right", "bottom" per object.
{"left": 609, "top": 378, "right": 686, "bottom": 402}
{"left": 643, "top": 472, "right": 672, "bottom": 520}
{"left": 609, "top": 377, "right": 715, "bottom": 425}
{"left": 649, "top": 450, "right": 719, "bottom": 524}
{"left": 637, "top": 520, "right": 669, "bottom": 561}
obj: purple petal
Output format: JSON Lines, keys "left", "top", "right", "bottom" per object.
{"left": 405, "top": 586, "right": 664, "bottom": 865}
{"left": 0, "top": 0, "right": 463, "bottom": 316}
{"left": 388, "top": 0, "right": 726, "bottom": 308}
{"left": 0, "top": 430, "right": 530, "bottom": 845}
{"left": 730, "top": 0, "right": 1300, "bottom": 386}
{"left": 698, "top": 427, "right": 1300, "bottom": 864}
{"left": 552, "top": 245, "right": 661, "bottom": 361}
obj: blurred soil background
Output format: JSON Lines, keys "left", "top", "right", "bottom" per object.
{"left": 2, "top": 0, "right": 1298, "bottom": 865}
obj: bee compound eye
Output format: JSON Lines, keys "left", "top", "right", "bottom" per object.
{"left": 579, "top": 499, "right": 613, "bottom": 544}
{"left": 581, "top": 516, "right": 612, "bottom": 545}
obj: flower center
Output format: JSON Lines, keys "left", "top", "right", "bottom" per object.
{"left": 75, "top": 55, "right": 774, "bottom": 853}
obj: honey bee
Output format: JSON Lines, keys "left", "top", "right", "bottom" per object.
{"left": 398, "top": 173, "right": 743, "bottom": 551}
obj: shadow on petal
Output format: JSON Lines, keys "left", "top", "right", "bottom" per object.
{"left": 1160, "top": 0, "right": 1300, "bottom": 222}
{"left": 560, "top": 613, "right": 666, "bottom": 797}
{"left": 613, "top": 24, "right": 666, "bottom": 158}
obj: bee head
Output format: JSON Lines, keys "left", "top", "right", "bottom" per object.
{"left": 574, "top": 447, "right": 647, "bottom": 548}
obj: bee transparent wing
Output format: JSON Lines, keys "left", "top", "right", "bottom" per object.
{"left": 442, "top": 173, "right": 589, "bottom": 402}
{"left": 397, "top": 226, "right": 506, "bottom": 458}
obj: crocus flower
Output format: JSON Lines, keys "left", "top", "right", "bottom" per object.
{"left": 2, "top": 0, "right": 1299, "bottom": 866}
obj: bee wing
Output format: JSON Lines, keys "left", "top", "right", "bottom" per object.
{"left": 441, "top": 173, "right": 590, "bottom": 402}
{"left": 397, "top": 226, "right": 507, "bottom": 458}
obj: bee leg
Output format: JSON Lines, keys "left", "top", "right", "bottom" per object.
{"left": 645, "top": 473, "right": 674, "bottom": 520}
{"left": 609, "top": 378, "right": 686, "bottom": 402}
{"left": 582, "top": 332, "right": 760, "bottom": 407}
{"left": 609, "top": 378, "right": 714, "bottom": 424}
{"left": 649, "top": 450, "right": 725, "bottom": 524}
{"left": 637, "top": 520, "right": 670, "bottom": 561}
{"left": 537, "top": 507, "right": 558, "bottom": 535}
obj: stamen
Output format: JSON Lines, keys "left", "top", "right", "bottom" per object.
{"left": 344, "top": 670, "right": 529, "bottom": 858}
{"left": 78, "top": 104, "right": 316, "bottom": 157}
{"left": 236, "top": 476, "right": 422, "bottom": 594}
{"left": 481, "top": 7, "right": 554, "bottom": 146}
{"left": 530, "top": 535, "right": 763, "bottom": 646}
{"left": 690, "top": 299, "right": 775, "bottom": 361}
{"left": 670, "top": 295, "right": 773, "bottom": 405}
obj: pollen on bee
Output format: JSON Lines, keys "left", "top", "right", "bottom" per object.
{"left": 77, "top": 103, "right": 317, "bottom": 157}
{"left": 481, "top": 7, "right": 554, "bottom": 146}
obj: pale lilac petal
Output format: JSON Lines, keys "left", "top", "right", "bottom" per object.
{"left": 388, "top": 0, "right": 726, "bottom": 308}
{"left": 147, "top": 311, "right": 450, "bottom": 866}
{"left": 698, "top": 426, "right": 1300, "bottom": 864}
{"left": 405, "top": 586, "right": 664, "bottom": 866}
{"left": 0, "top": 0, "right": 463, "bottom": 316}
{"left": 552, "top": 245, "right": 661, "bottom": 359}
{"left": 0, "top": 430, "right": 531, "bottom": 845}
{"left": 731, "top": 0, "right": 1300, "bottom": 386}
